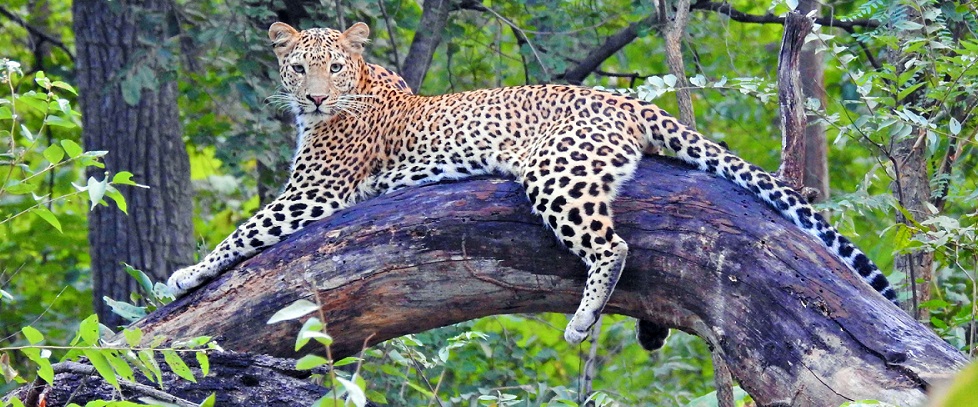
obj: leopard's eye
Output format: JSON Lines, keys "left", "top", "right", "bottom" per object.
{"left": 330, "top": 63, "right": 342, "bottom": 73}
{"left": 291, "top": 64, "right": 305, "bottom": 74}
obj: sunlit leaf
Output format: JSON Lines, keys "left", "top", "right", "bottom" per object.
{"left": 21, "top": 326, "right": 43, "bottom": 345}
{"left": 44, "top": 115, "right": 77, "bottom": 129}
{"left": 61, "top": 139, "right": 83, "bottom": 158}
{"left": 43, "top": 144, "right": 64, "bottom": 164}
{"left": 123, "top": 327, "right": 143, "bottom": 348}
{"left": 83, "top": 349, "right": 119, "bottom": 389}
{"left": 267, "top": 299, "right": 319, "bottom": 324}
{"left": 295, "top": 354, "right": 330, "bottom": 370}
{"left": 162, "top": 350, "right": 196, "bottom": 383}
{"left": 196, "top": 351, "right": 210, "bottom": 377}
{"left": 51, "top": 80, "right": 78, "bottom": 95}
{"left": 200, "top": 393, "right": 217, "bottom": 407}
{"left": 30, "top": 206, "right": 62, "bottom": 233}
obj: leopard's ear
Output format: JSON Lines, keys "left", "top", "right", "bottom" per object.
{"left": 268, "top": 22, "right": 300, "bottom": 61}
{"left": 339, "top": 22, "right": 370, "bottom": 55}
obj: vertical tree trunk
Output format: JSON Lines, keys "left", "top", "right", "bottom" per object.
{"left": 882, "top": 6, "right": 934, "bottom": 320}
{"left": 73, "top": 0, "right": 194, "bottom": 327}
{"left": 400, "top": 0, "right": 452, "bottom": 92}
{"left": 891, "top": 132, "right": 934, "bottom": 319}
{"left": 775, "top": 12, "right": 811, "bottom": 190}
{"left": 797, "top": 0, "right": 828, "bottom": 201}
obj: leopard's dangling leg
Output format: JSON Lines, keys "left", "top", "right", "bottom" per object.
{"left": 564, "top": 236, "right": 629, "bottom": 343}
{"left": 518, "top": 121, "right": 643, "bottom": 344}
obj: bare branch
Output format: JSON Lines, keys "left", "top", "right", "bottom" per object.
{"left": 0, "top": 5, "right": 75, "bottom": 62}
{"left": 662, "top": 0, "right": 697, "bottom": 128}
{"left": 776, "top": 12, "right": 813, "bottom": 190}
{"left": 558, "top": 14, "right": 662, "bottom": 85}
{"left": 689, "top": 1, "right": 880, "bottom": 31}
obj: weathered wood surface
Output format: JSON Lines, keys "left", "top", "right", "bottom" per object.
{"left": 131, "top": 157, "right": 965, "bottom": 406}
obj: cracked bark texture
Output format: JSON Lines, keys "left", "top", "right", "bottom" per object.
{"left": 124, "top": 157, "right": 967, "bottom": 406}
{"left": 73, "top": 0, "right": 194, "bottom": 327}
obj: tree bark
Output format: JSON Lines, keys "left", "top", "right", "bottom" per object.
{"left": 116, "top": 158, "right": 967, "bottom": 406}
{"left": 73, "top": 0, "right": 194, "bottom": 327}
{"left": 661, "top": 0, "right": 696, "bottom": 129}
{"left": 776, "top": 12, "right": 811, "bottom": 192}
{"left": 797, "top": 0, "right": 829, "bottom": 201}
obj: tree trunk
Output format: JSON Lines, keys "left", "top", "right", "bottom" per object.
{"left": 73, "top": 0, "right": 194, "bottom": 328}
{"left": 400, "top": 0, "right": 452, "bottom": 92}
{"left": 776, "top": 12, "right": 811, "bottom": 191}
{"left": 120, "top": 158, "right": 965, "bottom": 406}
{"left": 798, "top": 0, "right": 828, "bottom": 201}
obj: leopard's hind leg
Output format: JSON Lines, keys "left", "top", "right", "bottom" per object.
{"left": 519, "top": 120, "right": 644, "bottom": 344}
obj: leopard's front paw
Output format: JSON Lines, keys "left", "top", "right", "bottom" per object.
{"left": 167, "top": 265, "right": 203, "bottom": 298}
{"left": 563, "top": 312, "right": 596, "bottom": 344}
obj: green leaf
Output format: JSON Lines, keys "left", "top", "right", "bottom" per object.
{"left": 104, "top": 187, "right": 128, "bottom": 214}
{"left": 17, "top": 92, "right": 48, "bottom": 114}
{"left": 20, "top": 347, "right": 53, "bottom": 384}
{"left": 31, "top": 206, "right": 62, "bottom": 232}
{"left": 78, "top": 315, "right": 100, "bottom": 345}
{"left": 123, "top": 327, "right": 143, "bottom": 347}
{"left": 295, "top": 354, "right": 330, "bottom": 370}
{"left": 162, "top": 350, "right": 196, "bottom": 383}
{"left": 6, "top": 181, "right": 38, "bottom": 195}
{"left": 21, "top": 326, "right": 43, "bottom": 345}
{"left": 43, "top": 144, "right": 64, "bottom": 164}
{"left": 200, "top": 393, "right": 217, "bottom": 407}
{"left": 123, "top": 264, "right": 155, "bottom": 296}
{"left": 83, "top": 349, "right": 119, "bottom": 389}
{"left": 51, "top": 80, "right": 78, "bottom": 95}
{"left": 61, "top": 139, "right": 83, "bottom": 158}
{"left": 296, "top": 317, "right": 331, "bottom": 351}
{"left": 105, "top": 350, "right": 135, "bottom": 382}
{"left": 44, "top": 115, "right": 77, "bottom": 129}
{"left": 267, "top": 299, "right": 319, "bottom": 324}
{"left": 196, "top": 351, "right": 210, "bottom": 377}
{"left": 332, "top": 356, "right": 359, "bottom": 368}
{"left": 103, "top": 296, "right": 147, "bottom": 322}
{"left": 111, "top": 171, "right": 140, "bottom": 186}
{"left": 137, "top": 350, "right": 163, "bottom": 384}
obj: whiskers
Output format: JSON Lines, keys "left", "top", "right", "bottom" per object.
{"left": 264, "top": 90, "right": 298, "bottom": 114}
{"left": 326, "top": 94, "right": 377, "bottom": 119}
{"left": 265, "top": 91, "right": 377, "bottom": 119}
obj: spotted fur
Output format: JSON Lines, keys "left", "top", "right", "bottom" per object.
{"left": 168, "top": 22, "right": 897, "bottom": 344}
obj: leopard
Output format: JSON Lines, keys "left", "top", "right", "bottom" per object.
{"left": 168, "top": 21, "right": 897, "bottom": 345}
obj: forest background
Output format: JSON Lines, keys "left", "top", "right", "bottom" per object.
{"left": 1, "top": 0, "right": 976, "bottom": 405}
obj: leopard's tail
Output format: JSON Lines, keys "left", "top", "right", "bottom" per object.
{"left": 640, "top": 106, "right": 898, "bottom": 304}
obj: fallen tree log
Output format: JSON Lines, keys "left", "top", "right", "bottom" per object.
{"left": 22, "top": 157, "right": 969, "bottom": 405}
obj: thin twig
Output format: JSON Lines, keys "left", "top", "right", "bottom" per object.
{"left": 461, "top": 3, "right": 551, "bottom": 81}
{"left": 377, "top": 0, "right": 402, "bottom": 68}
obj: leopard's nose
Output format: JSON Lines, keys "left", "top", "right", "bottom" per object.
{"left": 307, "top": 95, "right": 327, "bottom": 106}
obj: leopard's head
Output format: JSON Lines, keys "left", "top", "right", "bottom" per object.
{"left": 268, "top": 22, "right": 370, "bottom": 119}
